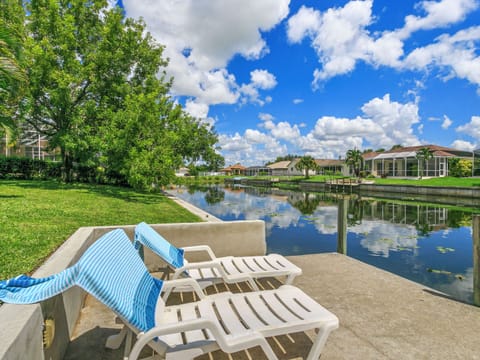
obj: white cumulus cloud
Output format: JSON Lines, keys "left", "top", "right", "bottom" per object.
{"left": 239, "top": 69, "right": 278, "bottom": 105}
{"left": 184, "top": 99, "right": 209, "bottom": 119}
{"left": 450, "top": 139, "right": 476, "bottom": 151}
{"left": 287, "top": 0, "right": 480, "bottom": 88}
{"left": 398, "top": 0, "right": 478, "bottom": 38}
{"left": 221, "top": 93, "right": 423, "bottom": 165}
{"left": 402, "top": 26, "right": 480, "bottom": 89}
{"left": 456, "top": 115, "right": 480, "bottom": 138}
{"left": 122, "top": 0, "right": 289, "bottom": 106}
{"left": 442, "top": 115, "right": 453, "bottom": 129}
{"left": 250, "top": 69, "right": 277, "bottom": 89}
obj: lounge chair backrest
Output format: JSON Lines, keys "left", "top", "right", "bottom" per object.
{"left": 0, "top": 229, "right": 164, "bottom": 333}
{"left": 134, "top": 222, "right": 185, "bottom": 268}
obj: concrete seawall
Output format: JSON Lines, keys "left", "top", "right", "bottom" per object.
{"left": 296, "top": 181, "right": 480, "bottom": 206}
{"left": 359, "top": 183, "right": 480, "bottom": 206}
{"left": 237, "top": 178, "right": 480, "bottom": 206}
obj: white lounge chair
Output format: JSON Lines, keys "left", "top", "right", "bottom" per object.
{"left": 0, "top": 229, "right": 338, "bottom": 360}
{"left": 134, "top": 222, "right": 302, "bottom": 291}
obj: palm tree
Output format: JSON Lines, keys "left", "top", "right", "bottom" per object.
{"left": 295, "top": 155, "right": 318, "bottom": 179}
{"left": 415, "top": 147, "right": 433, "bottom": 178}
{"left": 345, "top": 149, "right": 364, "bottom": 177}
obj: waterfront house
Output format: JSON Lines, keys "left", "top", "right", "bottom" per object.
{"left": 315, "top": 159, "right": 349, "bottom": 176}
{"left": 221, "top": 163, "right": 247, "bottom": 176}
{"left": 268, "top": 158, "right": 348, "bottom": 177}
{"left": 245, "top": 165, "right": 272, "bottom": 176}
{"left": 267, "top": 160, "right": 295, "bottom": 176}
{"left": 267, "top": 159, "right": 316, "bottom": 176}
{"left": 363, "top": 145, "right": 473, "bottom": 178}
{"left": 1, "top": 133, "right": 58, "bottom": 160}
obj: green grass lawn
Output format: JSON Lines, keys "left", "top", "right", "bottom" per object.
{"left": 370, "top": 176, "right": 480, "bottom": 187}
{"left": 277, "top": 175, "right": 480, "bottom": 187}
{"left": 0, "top": 180, "right": 201, "bottom": 279}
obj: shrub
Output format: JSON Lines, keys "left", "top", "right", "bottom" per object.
{"left": 449, "top": 158, "right": 472, "bottom": 177}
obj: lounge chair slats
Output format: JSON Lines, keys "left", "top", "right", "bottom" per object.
{"left": 228, "top": 296, "right": 269, "bottom": 329}
{"left": 179, "top": 305, "right": 207, "bottom": 343}
{"left": 161, "top": 308, "right": 184, "bottom": 346}
{"left": 134, "top": 222, "right": 302, "bottom": 289}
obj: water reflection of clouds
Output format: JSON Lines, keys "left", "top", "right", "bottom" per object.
{"left": 435, "top": 267, "right": 474, "bottom": 303}
{"left": 266, "top": 207, "right": 302, "bottom": 230}
{"left": 307, "top": 206, "right": 338, "bottom": 235}
{"left": 441, "top": 229, "right": 452, "bottom": 238}
{"left": 178, "top": 189, "right": 340, "bottom": 235}
{"left": 349, "top": 221, "right": 419, "bottom": 258}
{"left": 199, "top": 191, "right": 304, "bottom": 229}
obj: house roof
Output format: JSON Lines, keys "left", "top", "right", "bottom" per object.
{"left": 364, "top": 145, "right": 472, "bottom": 160}
{"left": 315, "top": 159, "right": 344, "bottom": 166}
{"left": 267, "top": 160, "right": 292, "bottom": 169}
{"left": 361, "top": 151, "right": 380, "bottom": 160}
{"left": 222, "top": 163, "right": 246, "bottom": 171}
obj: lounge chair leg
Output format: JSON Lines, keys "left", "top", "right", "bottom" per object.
{"left": 284, "top": 274, "right": 297, "bottom": 285}
{"left": 259, "top": 339, "right": 279, "bottom": 360}
{"left": 124, "top": 329, "right": 133, "bottom": 357}
{"left": 248, "top": 278, "right": 260, "bottom": 291}
{"left": 106, "top": 325, "right": 128, "bottom": 350}
{"left": 305, "top": 326, "right": 335, "bottom": 360}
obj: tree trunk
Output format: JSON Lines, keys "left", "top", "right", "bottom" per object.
{"left": 61, "top": 148, "right": 73, "bottom": 183}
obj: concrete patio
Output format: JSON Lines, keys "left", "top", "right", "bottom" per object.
{"left": 64, "top": 252, "right": 480, "bottom": 359}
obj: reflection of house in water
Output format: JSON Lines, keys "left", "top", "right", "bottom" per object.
{"left": 223, "top": 185, "right": 246, "bottom": 194}
{"left": 357, "top": 200, "right": 450, "bottom": 231}
{"left": 241, "top": 186, "right": 274, "bottom": 197}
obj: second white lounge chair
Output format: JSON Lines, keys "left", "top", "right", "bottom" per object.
{"left": 134, "top": 222, "right": 302, "bottom": 291}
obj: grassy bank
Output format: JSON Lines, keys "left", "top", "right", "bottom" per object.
{"left": 274, "top": 175, "right": 480, "bottom": 187}
{"left": 0, "top": 180, "right": 201, "bottom": 279}
{"left": 369, "top": 177, "right": 480, "bottom": 187}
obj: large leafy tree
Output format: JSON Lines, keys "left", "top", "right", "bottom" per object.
{"left": 0, "top": 0, "right": 26, "bottom": 139}
{"left": 23, "top": 0, "right": 221, "bottom": 187}
{"left": 25, "top": 0, "right": 153, "bottom": 181}
{"left": 415, "top": 147, "right": 433, "bottom": 178}
{"left": 105, "top": 94, "right": 210, "bottom": 190}
{"left": 295, "top": 155, "right": 318, "bottom": 179}
{"left": 345, "top": 149, "right": 364, "bottom": 177}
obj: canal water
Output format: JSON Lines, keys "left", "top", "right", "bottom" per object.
{"left": 168, "top": 185, "right": 478, "bottom": 305}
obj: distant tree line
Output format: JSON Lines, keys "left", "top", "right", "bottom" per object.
{"left": 0, "top": 0, "right": 224, "bottom": 191}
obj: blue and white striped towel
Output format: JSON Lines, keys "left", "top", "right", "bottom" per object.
{"left": 134, "top": 222, "right": 185, "bottom": 268}
{"left": 0, "top": 229, "right": 163, "bottom": 333}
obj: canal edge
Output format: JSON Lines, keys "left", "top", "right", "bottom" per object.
{"left": 163, "top": 189, "right": 223, "bottom": 222}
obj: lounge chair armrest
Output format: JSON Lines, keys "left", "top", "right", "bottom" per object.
{"left": 181, "top": 245, "right": 216, "bottom": 260}
{"left": 127, "top": 319, "right": 263, "bottom": 360}
{"left": 161, "top": 278, "right": 206, "bottom": 300}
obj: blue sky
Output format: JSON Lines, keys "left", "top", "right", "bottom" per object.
{"left": 119, "top": 0, "right": 480, "bottom": 166}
